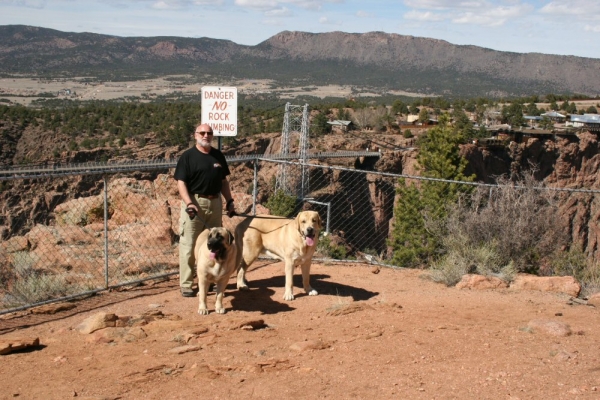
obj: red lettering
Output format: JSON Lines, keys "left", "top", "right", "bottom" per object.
{"left": 204, "top": 91, "right": 235, "bottom": 100}
{"left": 208, "top": 112, "right": 230, "bottom": 121}
{"left": 211, "top": 101, "right": 228, "bottom": 110}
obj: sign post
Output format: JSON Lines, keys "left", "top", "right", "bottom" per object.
{"left": 201, "top": 86, "right": 237, "bottom": 150}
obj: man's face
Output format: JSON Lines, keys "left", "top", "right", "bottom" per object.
{"left": 195, "top": 127, "right": 213, "bottom": 148}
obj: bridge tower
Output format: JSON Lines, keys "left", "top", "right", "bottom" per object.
{"left": 276, "top": 103, "right": 310, "bottom": 198}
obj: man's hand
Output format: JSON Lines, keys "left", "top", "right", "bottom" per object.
{"left": 186, "top": 204, "right": 198, "bottom": 220}
{"left": 225, "top": 199, "right": 236, "bottom": 218}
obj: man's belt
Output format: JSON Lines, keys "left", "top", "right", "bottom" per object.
{"left": 195, "top": 194, "right": 219, "bottom": 199}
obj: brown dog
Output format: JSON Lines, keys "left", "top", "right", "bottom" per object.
{"left": 195, "top": 227, "right": 240, "bottom": 315}
{"left": 234, "top": 211, "right": 322, "bottom": 300}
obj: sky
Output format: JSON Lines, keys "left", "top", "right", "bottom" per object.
{"left": 1, "top": 0, "right": 599, "bottom": 59}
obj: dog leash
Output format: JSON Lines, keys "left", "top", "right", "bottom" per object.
{"left": 185, "top": 207, "right": 212, "bottom": 228}
{"left": 227, "top": 213, "right": 289, "bottom": 219}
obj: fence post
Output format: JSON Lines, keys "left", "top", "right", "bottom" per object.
{"left": 252, "top": 158, "right": 258, "bottom": 215}
{"left": 103, "top": 175, "right": 109, "bottom": 289}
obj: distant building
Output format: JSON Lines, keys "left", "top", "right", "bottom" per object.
{"left": 524, "top": 115, "right": 543, "bottom": 128}
{"left": 327, "top": 120, "right": 353, "bottom": 131}
{"left": 569, "top": 114, "right": 600, "bottom": 132}
{"left": 541, "top": 111, "right": 566, "bottom": 122}
{"left": 406, "top": 115, "right": 419, "bottom": 124}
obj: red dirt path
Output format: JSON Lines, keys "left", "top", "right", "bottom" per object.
{"left": 2, "top": 261, "right": 600, "bottom": 399}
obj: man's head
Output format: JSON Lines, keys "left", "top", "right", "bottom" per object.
{"left": 195, "top": 123, "right": 213, "bottom": 149}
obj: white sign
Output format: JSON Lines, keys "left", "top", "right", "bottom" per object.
{"left": 201, "top": 86, "right": 238, "bottom": 136}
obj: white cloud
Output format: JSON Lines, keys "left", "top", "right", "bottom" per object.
{"left": 193, "top": 0, "right": 224, "bottom": 4}
{"left": 452, "top": 12, "right": 504, "bottom": 27}
{"left": 265, "top": 6, "right": 293, "bottom": 17}
{"left": 404, "top": 10, "right": 446, "bottom": 22}
{"left": 0, "top": 0, "right": 47, "bottom": 8}
{"left": 234, "top": 0, "right": 342, "bottom": 12}
{"left": 234, "top": 0, "right": 278, "bottom": 10}
{"left": 319, "top": 16, "right": 341, "bottom": 25}
{"left": 403, "top": 0, "right": 487, "bottom": 10}
{"left": 356, "top": 10, "right": 373, "bottom": 18}
{"left": 261, "top": 18, "right": 285, "bottom": 26}
{"left": 152, "top": 1, "right": 182, "bottom": 10}
{"left": 584, "top": 24, "right": 600, "bottom": 33}
{"left": 404, "top": 1, "right": 533, "bottom": 27}
{"left": 541, "top": 0, "right": 600, "bottom": 16}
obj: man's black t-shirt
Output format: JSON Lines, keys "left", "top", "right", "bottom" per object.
{"left": 174, "top": 146, "right": 231, "bottom": 196}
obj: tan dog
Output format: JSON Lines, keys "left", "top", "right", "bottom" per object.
{"left": 195, "top": 227, "right": 240, "bottom": 315}
{"left": 235, "top": 210, "right": 322, "bottom": 300}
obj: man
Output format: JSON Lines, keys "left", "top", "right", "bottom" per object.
{"left": 174, "top": 123, "right": 236, "bottom": 297}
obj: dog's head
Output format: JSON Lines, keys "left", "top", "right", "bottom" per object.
{"left": 206, "top": 227, "right": 234, "bottom": 260}
{"left": 296, "top": 211, "right": 322, "bottom": 247}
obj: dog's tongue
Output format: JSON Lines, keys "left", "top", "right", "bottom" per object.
{"left": 306, "top": 237, "right": 315, "bottom": 247}
{"left": 209, "top": 251, "right": 216, "bottom": 260}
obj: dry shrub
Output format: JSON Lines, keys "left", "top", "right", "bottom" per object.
{"left": 580, "top": 265, "right": 600, "bottom": 298}
{"left": 430, "top": 233, "right": 516, "bottom": 286}
{"left": 435, "top": 172, "right": 567, "bottom": 280}
{"left": 550, "top": 247, "right": 600, "bottom": 297}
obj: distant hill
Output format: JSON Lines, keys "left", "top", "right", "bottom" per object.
{"left": 1, "top": 25, "right": 600, "bottom": 98}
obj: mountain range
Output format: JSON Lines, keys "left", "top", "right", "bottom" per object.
{"left": 1, "top": 25, "right": 600, "bottom": 98}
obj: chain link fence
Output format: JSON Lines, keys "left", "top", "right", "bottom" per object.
{"left": 2, "top": 156, "right": 599, "bottom": 314}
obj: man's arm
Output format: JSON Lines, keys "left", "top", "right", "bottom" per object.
{"left": 220, "top": 178, "right": 233, "bottom": 203}
{"left": 221, "top": 178, "right": 236, "bottom": 216}
{"left": 177, "top": 180, "right": 195, "bottom": 208}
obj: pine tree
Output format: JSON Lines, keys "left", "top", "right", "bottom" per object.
{"left": 389, "top": 114, "right": 474, "bottom": 267}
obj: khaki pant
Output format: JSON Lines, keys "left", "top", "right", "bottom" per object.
{"left": 179, "top": 195, "right": 222, "bottom": 288}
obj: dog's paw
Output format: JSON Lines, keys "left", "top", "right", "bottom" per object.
{"left": 237, "top": 284, "right": 249, "bottom": 291}
{"left": 283, "top": 292, "right": 295, "bottom": 301}
{"left": 215, "top": 308, "right": 226, "bottom": 314}
{"left": 197, "top": 308, "right": 209, "bottom": 315}
{"left": 307, "top": 289, "right": 318, "bottom": 296}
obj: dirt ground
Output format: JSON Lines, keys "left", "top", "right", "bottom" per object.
{"left": 2, "top": 261, "right": 600, "bottom": 399}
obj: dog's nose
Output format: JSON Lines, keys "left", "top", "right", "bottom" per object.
{"left": 306, "top": 227, "right": 314, "bottom": 236}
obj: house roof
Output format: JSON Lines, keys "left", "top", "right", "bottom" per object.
{"left": 327, "top": 120, "right": 352, "bottom": 126}
{"left": 542, "top": 111, "right": 566, "bottom": 118}
{"left": 570, "top": 114, "right": 600, "bottom": 124}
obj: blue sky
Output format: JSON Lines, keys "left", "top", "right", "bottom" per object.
{"left": 1, "top": 0, "right": 599, "bottom": 58}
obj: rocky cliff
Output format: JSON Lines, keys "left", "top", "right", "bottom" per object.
{"left": 3, "top": 126, "right": 600, "bottom": 266}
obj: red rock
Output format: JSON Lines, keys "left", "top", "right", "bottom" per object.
{"left": 456, "top": 274, "right": 509, "bottom": 290}
{"left": 510, "top": 274, "right": 581, "bottom": 297}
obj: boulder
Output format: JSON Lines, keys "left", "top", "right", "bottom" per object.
{"left": 456, "top": 274, "right": 509, "bottom": 290}
{"left": 510, "top": 274, "right": 581, "bottom": 297}
{"left": 76, "top": 312, "right": 119, "bottom": 334}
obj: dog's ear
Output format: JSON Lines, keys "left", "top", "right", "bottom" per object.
{"left": 296, "top": 212, "right": 302, "bottom": 233}
{"left": 227, "top": 229, "right": 234, "bottom": 245}
{"left": 316, "top": 213, "right": 322, "bottom": 229}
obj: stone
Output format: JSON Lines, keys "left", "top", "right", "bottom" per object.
{"left": 30, "top": 302, "right": 77, "bottom": 315}
{"left": 228, "top": 318, "right": 266, "bottom": 330}
{"left": 0, "top": 235, "right": 29, "bottom": 253}
{"left": 527, "top": 319, "right": 572, "bottom": 337}
{"left": 510, "top": 274, "right": 581, "bottom": 297}
{"left": 76, "top": 312, "right": 119, "bottom": 334}
{"left": 587, "top": 292, "right": 600, "bottom": 307}
{"left": 167, "top": 345, "right": 202, "bottom": 355}
{"left": 289, "top": 339, "right": 330, "bottom": 352}
{"left": 0, "top": 337, "right": 40, "bottom": 355}
{"left": 456, "top": 274, "right": 509, "bottom": 290}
